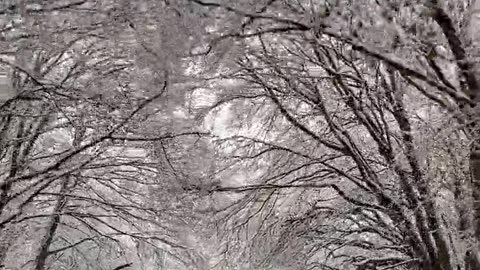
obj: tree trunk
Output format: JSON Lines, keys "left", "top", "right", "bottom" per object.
{"left": 33, "top": 178, "right": 70, "bottom": 270}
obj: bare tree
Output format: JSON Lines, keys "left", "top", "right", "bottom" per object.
{"left": 188, "top": 0, "right": 480, "bottom": 269}
{"left": 0, "top": 1, "right": 212, "bottom": 269}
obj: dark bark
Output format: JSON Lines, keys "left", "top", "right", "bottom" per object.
{"left": 33, "top": 178, "right": 70, "bottom": 270}
{"left": 112, "top": 263, "right": 132, "bottom": 270}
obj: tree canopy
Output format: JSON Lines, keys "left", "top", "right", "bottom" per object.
{"left": 1, "top": 1, "right": 480, "bottom": 270}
